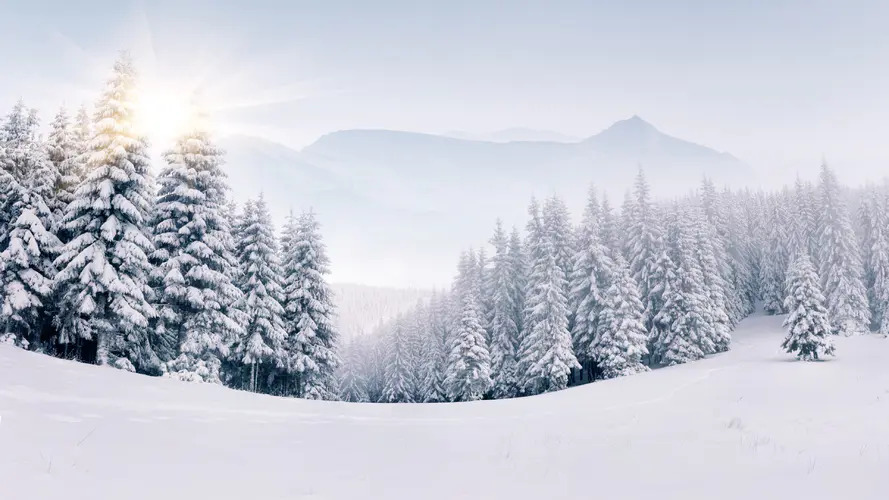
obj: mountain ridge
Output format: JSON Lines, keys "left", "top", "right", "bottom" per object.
{"left": 218, "top": 116, "right": 754, "bottom": 286}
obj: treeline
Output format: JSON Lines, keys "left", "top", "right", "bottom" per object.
{"left": 0, "top": 53, "right": 339, "bottom": 399}
{"left": 338, "top": 167, "right": 888, "bottom": 403}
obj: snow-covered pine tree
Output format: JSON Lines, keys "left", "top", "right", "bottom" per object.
{"left": 382, "top": 315, "right": 415, "bottom": 403}
{"left": 789, "top": 176, "right": 816, "bottom": 258}
{"left": 53, "top": 55, "right": 158, "bottom": 370}
{"left": 150, "top": 125, "right": 245, "bottom": 383}
{"left": 568, "top": 185, "right": 614, "bottom": 382}
{"left": 280, "top": 210, "right": 340, "bottom": 399}
{"left": 445, "top": 250, "right": 492, "bottom": 401}
{"left": 599, "top": 193, "right": 618, "bottom": 258}
{"left": 626, "top": 169, "right": 665, "bottom": 332}
{"left": 647, "top": 244, "right": 678, "bottom": 366}
{"left": 419, "top": 290, "right": 448, "bottom": 402}
{"left": 782, "top": 253, "right": 835, "bottom": 361}
{"left": 338, "top": 339, "right": 369, "bottom": 402}
{"left": 405, "top": 301, "right": 427, "bottom": 401}
{"left": 543, "top": 195, "right": 575, "bottom": 288}
{"left": 0, "top": 188, "right": 60, "bottom": 349}
{"left": 517, "top": 199, "right": 579, "bottom": 395}
{"left": 691, "top": 207, "right": 732, "bottom": 353}
{"left": 653, "top": 204, "right": 708, "bottom": 365}
{"left": 592, "top": 255, "right": 649, "bottom": 379}
{"left": 816, "top": 163, "right": 870, "bottom": 335}
{"left": 760, "top": 194, "right": 791, "bottom": 315}
{"left": 46, "top": 107, "right": 81, "bottom": 225}
{"left": 488, "top": 220, "right": 520, "bottom": 398}
{"left": 231, "top": 195, "right": 286, "bottom": 392}
{"left": 721, "top": 187, "right": 757, "bottom": 316}
{"left": 858, "top": 184, "right": 889, "bottom": 333}
{"left": 507, "top": 226, "right": 526, "bottom": 339}
{"left": 476, "top": 246, "right": 493, "bottom": 343}
{"left": 700, "top": 177, "right": 745, "bottom": 326}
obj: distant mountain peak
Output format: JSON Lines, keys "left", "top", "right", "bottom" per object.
{"left": 597, "top": 115, "right": 659, "bottom": 138}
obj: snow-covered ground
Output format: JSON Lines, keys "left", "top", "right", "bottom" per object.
{"left": 2, "top": 314, "right": 888, "bottom": 500}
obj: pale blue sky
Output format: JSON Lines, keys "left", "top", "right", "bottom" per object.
{"left": 1, "top": 0, "right": 888, "bottom": 178}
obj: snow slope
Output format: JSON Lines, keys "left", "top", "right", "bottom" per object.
{"left": 1, "top": 314, "right": 888, "bottom": 500}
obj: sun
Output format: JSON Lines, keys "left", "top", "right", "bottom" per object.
{"left": 134, "top": 82, "right": 208, "bottom": 151}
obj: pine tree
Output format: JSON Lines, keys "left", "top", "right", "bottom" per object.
{"left": 722, "top": 188, "right": 757, "bottom": 316}
{"left": 0, "top": 189, "right": 60, "bottom": 349}
{"left": 542, "top": 195, "right": 574, "bottom": 289}
{"left": 53, "top": 54, "right": 158, "bottom": 370}
{"left": 338, "top": 340, "right": 369, "bottom": 402}
{"left": 46, "top": 107, "right": 81, "bottom": 225}
{"left": 599, "top": 194, "right": 618, "bottom": 257}
{"left": 445, "top": 251, "right": 492, "bottom": 401}
{"left": 517, "top": 199, "right": 579, "bottom": 395}
{"left": 789, "top": 176, "right": 816, "bottom": 258}
{"left": 626, "top": 169, "right": 664, "bottom": 332}
{"left": 487, "top": 220, "right": 520, "bottom": 398}
{"left": 280, "top": 210, "right": 340, "bottom": 399}
{"left": 506, "top": 226, "right": 526, "bottom": 339}
{"left": 592, "top": 255, "right": 649, "bottom": 379}
{"left": 782, "top": 254, "right": 835, "bottom": 361}
{"left": 419, "top": 290, "right": 448, "bottom": 402}
{"left": 700, "top": 177, "right": 745, "bottom": 326}
{"left": 859, "top": 184, "right": 889, "bottom": 333}
{"left": 382, "top": 315, "right": 415, "bottom": 403}
{"left": 691, "top": 207, "right": 732, "bottom": 353}
{"left": 568, "top": 185, "right": 614, "bottom": 381}
{"left": 231, "top": 196, "right": 286, "bottom": 392}
{"left": 150, "top": 126, "right": 245, "bottom": 383}
{"left": 816, "top": 163, "right": 870, "bottom": 335}
{"left": 653, "top": 205, "right": 708, "bottom": 365}
{"left": 760, "top": 194, "right": 791, "bottom": 315}
{"left": 647, "top": 245, "right": 678, "bottom": 365}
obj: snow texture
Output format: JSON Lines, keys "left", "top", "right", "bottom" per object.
{"left": 1, "top": 313, "right": 887, "bottom": 500}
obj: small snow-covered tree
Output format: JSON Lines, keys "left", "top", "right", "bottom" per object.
{"left": 817, "top": 163, "right": 870, "bottom": 335}
{"left": 592, "top": 255, "right": 649, "bottom": 379}
{"left": 53, "top": 54, "right": 158, "bottom": 370}
{"left": 517, "top": 199, "right": 579, "bottom": 395}
{"left": 280, "top": 210, "right": 340, "bottom": 399}
{"left": 150, "top": 126, "right": 245, "bottom": 383}
{"left": 782, "top": 254, "right": 835, "bottom": 361}
{"left": 231, "top": 196, "right": 286, "bottom": 392}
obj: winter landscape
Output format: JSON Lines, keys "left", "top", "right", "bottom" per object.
{"left": 2, "top": 2, "right": 889, "bottom": 499}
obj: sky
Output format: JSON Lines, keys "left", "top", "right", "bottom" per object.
{"left": 1, "top": 0, "right": 888, "bottom": 176}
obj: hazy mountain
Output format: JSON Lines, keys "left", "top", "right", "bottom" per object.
{"left": 445, "top": 128, "right": 581, "bottom": 143}
{"left": 220, "top": 116, "right": 754, "bottom": 286}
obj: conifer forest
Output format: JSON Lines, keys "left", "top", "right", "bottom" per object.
{"left": 2, "top": 54, "right": 888, "bottom": 407}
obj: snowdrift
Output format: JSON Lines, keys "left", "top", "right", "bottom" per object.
{"left": 1, "top": 314, "right": 888, "bottom": 500}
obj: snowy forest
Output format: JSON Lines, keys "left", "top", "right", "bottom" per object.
{"left": 0, "top": 54, "right": 341, "bottom": 399}
{"left": 2, "top": 53, "right": 888, "bottom": 406}
{"left": 338, "top": 167, "right": 889, "bottom": 403}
